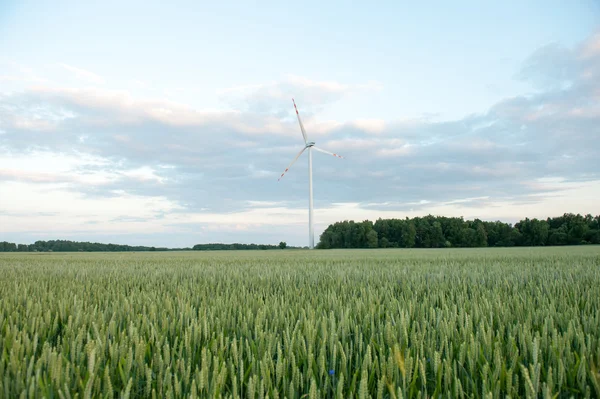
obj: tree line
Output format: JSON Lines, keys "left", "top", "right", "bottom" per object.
{"left": 0, "top": 240, "right": 299, "bottom": 252}
{"left": 317, "top": 213, "right": 600, "bottom": 249}
{"left": 192, "top": 242, "right": 298, "bottom": 250}
{"left": 0, "top": 240, "right": 183, "bottom": 252}
{"left": 2, "top": 213, "right": 598, "bottom": 252}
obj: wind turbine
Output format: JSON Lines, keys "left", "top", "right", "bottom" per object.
{"left": 278, "top": 99, "right": 343, "bottom": 249}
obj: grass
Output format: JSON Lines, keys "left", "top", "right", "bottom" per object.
{"left": 1, "top": 246, "right": 599, "bottom": 398}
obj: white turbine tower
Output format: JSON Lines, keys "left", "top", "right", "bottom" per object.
{"left": 278, "top": 99, "right": 343, "bottom": 249}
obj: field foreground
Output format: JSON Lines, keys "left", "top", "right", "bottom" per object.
{"left": 1, "top": 247, "right": 599, "bottom": 398}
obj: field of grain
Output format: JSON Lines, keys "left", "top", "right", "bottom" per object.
{"left": 1, "top": 247, "right": 599, "bottom": 398}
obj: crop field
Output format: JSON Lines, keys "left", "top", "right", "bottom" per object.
{"left": 1, "top": 247, "right": 599, "bottom": 398}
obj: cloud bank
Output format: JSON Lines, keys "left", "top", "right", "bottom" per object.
{"left": 1, "top": 32, "right": 599, "bottom": 246}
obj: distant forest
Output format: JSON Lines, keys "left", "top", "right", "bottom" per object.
{"left": 0, "top": 240, "right": 182, "bottom": 252}
{"left": 317, "top": 213, "right": 600, "bottom": 249}
{"left": 192, "top": 243, "right": 297, "bottom": 251}
{"left": 1, "top": 213, "right": 598, "bottom": 252}
{"left": 0, "top": 240, "right": 298, "bottom": 252}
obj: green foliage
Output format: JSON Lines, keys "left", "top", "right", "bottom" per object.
{"left": 318, "top": 213, "right": 600, "bottom": 249}
{"left": 317, "top": 220, "right": 379, "bottom": 249}
{"left": 0, "top": 239, "right": 178, "bottom": 252}
{"left": 0, "top": 247, "right": 599, "bottom": 397}
{"left": 192, "top": 243, "right": 292, "bottom": 251}
{"left": 0, "top": 240, "right": 302, "bottom": 252}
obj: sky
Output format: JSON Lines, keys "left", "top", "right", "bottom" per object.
{"left": 1, "top": 0, "right": 600, "bottom": 247}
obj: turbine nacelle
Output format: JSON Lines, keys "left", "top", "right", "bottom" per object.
{"left": 306, "top": 141, "right": 315, "bottom": 148}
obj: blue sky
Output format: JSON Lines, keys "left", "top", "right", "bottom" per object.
{"left": 1, "top": 1, "right": 599, "bottom": 247}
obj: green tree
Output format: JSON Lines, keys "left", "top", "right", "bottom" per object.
{"left": 402, "top": 221, "right": 416, "bottom": 248}
{"left": 366, "top": 230, "right": 378, "bottom": 248}
{"left": 279, "top": 241, "right": 287, "bottom": 249}
{"left": 462, "top": 228, "right": 477, "bottom": 247}
{"left": 568, "top": 219, "right": 588, "bottom": 244}
{"left": 316, "top": 213, "right": 599, "bottom": 249}
{"left": 4, "top": 242, "right": 17, "bottom": 252}
{"left": 430, "top": 221, "right": 445, "bottom": 248}
{"left": 474, "top": 221, "right": 488, "bottom": 247}
{"left": 548, "top": 226, "right": 568, "bottom": 245}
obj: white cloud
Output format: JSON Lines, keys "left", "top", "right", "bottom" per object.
{"left": 0, "top": 149, "right": 167, "bottom": 186}
{"left": 247, "top": 164, "right": 277, "bottom": 179}
{"left": 245, "top": 200, "right": 288, "bottom": 207}
{"left": 448, "top": 138, "right": 501, "bottom": 151}
{"left": 130, "top": 79, "right": 149, "bottom": 89}
{"left": 218, "top": 74, "right": 382, "bottom": 98}
{"left": 0, "top": 181, "right": 182, "bottom": 234}
{"left": 0, "top": 149, "right": 108, "bottom": 175}
{"left": 11, "top": 117, "right": 58, "bottom": 131}
{"left": 58, "top": 63, "right": 105, "bottom": 84}
{"left": 19, "top": 86, "right": 290, "bottom": 135}
{"left": 284, "top": 74, "right": 383, "bottom": 94}
{"left": 217, "top": 74, "right": 383, "bottom": 116}
{"left": 216, "top": 82, "right": 268, "bottom": 95}
{"left": 168, "top": 178, "right": 600, "bottom": 233}
{"left": 351, "top": 119, "right": 386, "bottom": 134}
{"left": 580, "top": 32, "right": 600, "bottom": 59}
{"left": 322, "top": 137, "right": 405, "bottom": 151}
{"left": 376, "top": 145, "right": 412, "bottom": 157}
{"left": 121, "top": 166, "right": 166, "bottom": 183}
{"left": 0, "top": 60, "right": 51, "bottom": 86}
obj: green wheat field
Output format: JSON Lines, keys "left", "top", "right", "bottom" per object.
{"left": 1, "top": 247, "right": 599, "bottom": 398}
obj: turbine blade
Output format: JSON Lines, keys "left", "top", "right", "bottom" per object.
{"left": 292, "top": 98, "right": 308, "bottom": 144}
{"left": 312, "top": 146, "right": 344, "bottom": 159}
{"left": 278, "top": 147, "right": 307, "bottom": 181}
